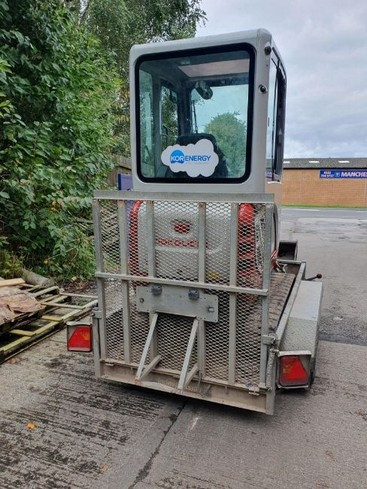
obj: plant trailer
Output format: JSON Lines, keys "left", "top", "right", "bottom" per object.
{"left": 68, "top": 29, "right": 322, "bottom": 414}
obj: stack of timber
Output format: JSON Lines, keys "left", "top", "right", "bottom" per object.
{"left": 0, "top": 278, "right": 97, "bottom": 363}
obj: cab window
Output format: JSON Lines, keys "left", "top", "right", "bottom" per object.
{"left": 266, "top": 54, "right": 286, "bottom": 181}
{"left": 136, "top": 45, "right": 255, "bottom": 183}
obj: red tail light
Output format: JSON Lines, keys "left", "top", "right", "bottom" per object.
{"left": 67, "top": 325, "right": 92, "bottom": 352}
{"left": 279, "top": 355, "right": 310, "bottom": 387}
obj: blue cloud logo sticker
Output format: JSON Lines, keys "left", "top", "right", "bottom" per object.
{"left": 161, "top": 139, "right": 219, "bottom": 177}
{"left": 170, "top": 149, "right": 185, "bottom": 164}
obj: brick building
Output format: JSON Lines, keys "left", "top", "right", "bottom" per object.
{"left": 282, "top": 158, "right": 367, "bottom": 207}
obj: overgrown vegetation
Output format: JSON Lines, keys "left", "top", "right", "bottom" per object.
{"left": 0, "top": 238, "right": 23, "bottom": 279}
{"left": 70, "top": 0, "right": 205, "bottom": 155}
{"left": 0, "top": 0, "right": 119, "bottom": 279}
{"left": 0, "top": 0, "right": 205, "bottom": 280}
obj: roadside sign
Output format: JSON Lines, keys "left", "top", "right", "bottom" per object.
{"left": 320, "top": 170, "right": 367, "bottom": 179}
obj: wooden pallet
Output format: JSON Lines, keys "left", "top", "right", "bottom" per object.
{"left": 0, "top": 287, "right": 97, "bottom": 363}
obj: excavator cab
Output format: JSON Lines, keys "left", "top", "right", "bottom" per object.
{"left": 131, "top": 29, "right": 287, "bottom": 201}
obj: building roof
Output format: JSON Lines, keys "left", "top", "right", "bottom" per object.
{"left": 283, "top": 158, "right": 367, "bottom": 169}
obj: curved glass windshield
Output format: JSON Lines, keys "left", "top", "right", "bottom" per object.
{"left": 136, "top": 45, "right": 254, "bottom": 182}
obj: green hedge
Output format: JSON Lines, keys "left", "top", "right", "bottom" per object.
{"left": 0, "top": 0, "right": 120, "bottom": 279}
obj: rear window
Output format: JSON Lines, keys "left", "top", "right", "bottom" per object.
{"left": 136, "top": 44, "right": 255, "bottom": 183}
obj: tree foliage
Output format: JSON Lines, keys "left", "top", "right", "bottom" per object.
{"left": 205, "top": 113, "right": 247, "bottom": 177}
{"left": 67, "top": 0, "right": 206, "bottom": 155}
{"left": 0, "top": 0, "right": 205, "bottom": 280}
{"left": 73, "top": 0, "right": 204, "bottom": 72}
{"left": 0, "top": 0, "right": 120, "bottom": 278}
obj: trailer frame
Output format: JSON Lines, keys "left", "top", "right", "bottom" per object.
{"left": 90, "top": 190, "right": 311, "bottom": 414}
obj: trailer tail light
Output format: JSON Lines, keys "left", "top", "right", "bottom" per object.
{"left": 67, "top": 324, "right": 92, "bottom": 352}
{"left": 278, "top": 354, "right": 310, "bottom": 387}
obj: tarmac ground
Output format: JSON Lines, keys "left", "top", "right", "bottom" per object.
{"left": 0, "top": 208, "right": 366, "bottom": 489}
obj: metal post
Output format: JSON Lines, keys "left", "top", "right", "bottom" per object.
{"left": 178, "top": 319, "right": 199, "bottom": 390}
{"left": 95, "top": 271, "right": 268, "bottom": 295}
{"left": 117, "top": 200, "right": 131, "bottom": 363}
{"left": 92, "top": 200, "right": 107, "bottom": 360}
{"left": 92, "top": 199, "right": 104, "bottom": 274}
{"left": 259, "top": 204, "right": 273, "bottom": 387}
{"left": 197, "top": 202, "right": 206, "bottom": 377}
{"left": 146, "top": 200, "right": 158, "bottom": 358}
{"left": 136, "top": 313, "right": 159, "bottom": 380}
{"left": 92, "top": 314, "right": 101, "bottom": 377}
{"left": 228, "top": 203, "right": 238, "bottom": 384}
{"left": 146, "top": 201, "right": 156, "bottom": 277}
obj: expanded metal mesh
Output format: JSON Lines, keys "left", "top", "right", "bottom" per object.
{"left": 156, "top": 313, "right": 197, "bottom": 370}
{"left": 205, "top": 202, "right": 231, "bottom": 285}
{"left": 129, "top": 281, "right": 150, "bottom": 364}
{"left": 154, "top": 201, "right": 199, "bottom": 282}
{"left": 204, "top": 291, "right": 229, "bottom": 380}
{"left": 96, "top": 196, "right": 278, "bottom": 389}
{"left": 237, "top": 203, "right": 266, "bottom": 289}
{"left": 104, "top": 279, "right": 124, "bottom": 360}
{"left": 99, "top": 200, "right": 120, "bottom": 274}
{"left": 235, "top": 294, "right": 262, "bottom": 385}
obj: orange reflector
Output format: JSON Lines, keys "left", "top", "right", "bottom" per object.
{"left": 279, "top": 355, "right": 309, "bottom": 387}
{"left": 67, "top": 325, "right": 92, "bottom": 352}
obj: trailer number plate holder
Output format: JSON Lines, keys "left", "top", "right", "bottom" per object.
{"left": 136, "top": 285, "right": 218, "bottom": 322}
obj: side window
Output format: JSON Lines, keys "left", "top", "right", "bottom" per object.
{"left": 266, "top": 59, "right": 277, "bottom": 178}
{"left": 274, "top": 68, "right": 286, "bottom": 178}
{"left": 266, "top": 56, "right": 286, "bottom": 180}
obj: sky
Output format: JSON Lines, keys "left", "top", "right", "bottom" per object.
{"left": 196, "top": 0, "right": 367, "bottom": 158}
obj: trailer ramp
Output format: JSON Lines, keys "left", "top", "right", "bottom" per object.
{"left": 92, "top": 192, "right": 295, "bottom": 413}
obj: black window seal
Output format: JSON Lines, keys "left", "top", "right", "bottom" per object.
{"left": 135, "top": 43, "right": 256, "bottom": 184}
{"left": 271, "top": 51, "right": 287, "bottom": 180}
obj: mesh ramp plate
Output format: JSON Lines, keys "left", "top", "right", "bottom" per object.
{"left": 103, "top": 272, "right": 295, "bottom": 387}
{"left": 95, "top": 194, "right": 281, "bottom": 394}
{"left": 269, "top": 272, "right": 296, "bottom": 331}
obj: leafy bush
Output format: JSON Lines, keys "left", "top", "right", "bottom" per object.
{"left": 74, "top": 0, "right": 206, "bottom": 156}
{"left": 0, "top": 0, "right": 120, "bottom": 279}
{"left": 0, "top": 237, "right": 24, "bottom": 279}
{"left": 0, "top": 0, "right": 205, "bottom": 280}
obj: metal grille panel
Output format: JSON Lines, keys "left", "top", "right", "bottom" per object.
{"left": 204, "top": 291, "right": 229, "bottom": 380}
{"left": 94, "top": 193, "right": 286, "bottom": 393}
{"left": 99, "top": 200, "right": 120, "bottom": 274}
{"left": 154, "top": 201, "right": 199, "bottom": 282}
{"left": 156, "top": 313, "right": 197, "bottom": 371}
{"left": 205, "top": 202, "right": 231, "bottom": 285}
{"left": 237, "top": 203, "right": 266, "bottom": 289}
{"left": 129, "top": 282, "right": 150, "bottom": 364}
{"left": 104, "top": 279, "right": 124, "bottom": 360}
{"left": 235, "top": 294, "right": 262, "bottom": 385}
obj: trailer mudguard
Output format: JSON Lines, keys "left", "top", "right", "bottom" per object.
{"left": 279, "top": 280, "right": 323, "bottom": 382}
